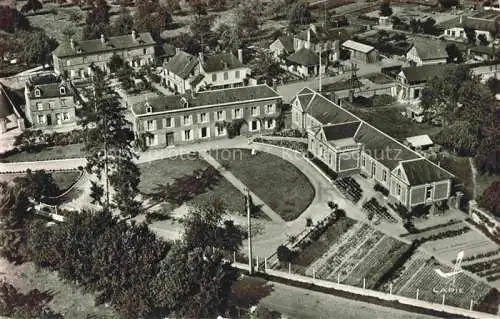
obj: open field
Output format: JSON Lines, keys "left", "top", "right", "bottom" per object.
{"left": 138, "top": 155, "right": 246, "bottom": 215}
{"left": 0, "top": 258, "right": 119, "bottom": 318}
{"left": 210, "top": 148, "right": 315, "bottom": 221}
{"left": 0, "top": 143, "right": 85, "bottom": 163}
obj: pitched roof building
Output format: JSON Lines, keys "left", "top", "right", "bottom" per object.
{"left": 291, "top": 88, "right": 454, "bottom": 210}
{"left": 130, "top": 84, "right": 282, "bottom": 147}
{"left": 406, "top": 38, "right": 448, "bottom": 66}
{"left": 52, "top": 31, "right": 156, "bottom": 79}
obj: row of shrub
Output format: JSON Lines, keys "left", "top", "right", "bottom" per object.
{"left": 253, "top": 138, "right": 308, "bottom": 153}
{"left": 373, "top": 183, "right": 389, "bottom": 196}
{"left": 307, "top": 152, "right": 339, "bottom": 180}
{"left": 414, "top": 227, "right": 471, "bottom": 245}
{"left": 264, "top": 129, "right": 306, "bottom": 138}
{"left": 11, "top": 129, "right": 85, "bottom": 153}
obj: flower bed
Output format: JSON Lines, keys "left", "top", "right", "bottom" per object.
{"left": 334, "top": 177, "right": 362, "bottom": 203}
{"left": 253, "top": 138, "right": 308, "bottom": 153}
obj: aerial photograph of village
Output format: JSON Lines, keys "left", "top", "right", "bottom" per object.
{"left": 0, "top": 0, "right": 499, "bottom": 317}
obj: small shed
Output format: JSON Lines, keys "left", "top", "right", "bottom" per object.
{"left": 405, "top": 134, "right": 434, "bottom": 150}
{"left": 341, "top": 40, "right": 378, "bottom": 63}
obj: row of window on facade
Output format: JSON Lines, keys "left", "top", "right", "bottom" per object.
{"left": 37, "top": 112, "right": 71, "bottom": 124}
{"left": 65, "top": 49, "right": 149, "bottom": 66}
{"left": 143, "top": 105, "right": 276, "bottom": 131}
{"left": 34, "top": 86, "right": 67, "bottom": 98}
{"left": 35, "top": 100, "right": 70, "bottom": 110}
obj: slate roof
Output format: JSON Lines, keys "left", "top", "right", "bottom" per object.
{"left": 297, "top": 87, "right": 315, "bottom": 95}
{"left": 355, "top": 123, "right": 420, "bottom": 169}
{"left": 0, "top": 84, "right": 14, "bottom": 118}
{"left": 275, "top": 36, "right": 294, "bottom": 53}
{"left": 400, "top": 64, "right": 450, "bottom": 84}
{"left": 201, "top": 52, "right": 244, "bottom": 73}
{"left": 322, "top": 121, "right": 361, "bottom": 141}
{"left": 342, "top": 40, "right": 375, "bottom": 53}
{"left": 132, "top": 85, "right": 280, "bottom": 115}
{"left": 165, "top": 51, "right": 199, "bottom": 79}
{"left": 190, "top": 73, "right": 205, "bottom": 87}
{"left": 26, "top": 75, "right": 73, "bottom": 99}
{"left": 298, "top": 94, "right": 314, "bottom": 109}
{"left": 401, "top": 159, "right": 454, "bottom": 184}
{"left": 287, "top": 48, "right": 319, "bottom": 66}
{"left": 409, "top": 38, "right": 448, "bottom": 61}
{"left": 305, "top": 94, "right": 357, "bottom": 124}
{"left": 53, "top": 32, "right": 155, "bottom": 58}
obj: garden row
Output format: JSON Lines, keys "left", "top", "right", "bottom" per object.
{"left": 362, "top": 197, "right": 397, "bottom": 223}
{"left": 335, "top": 177, "right": 362, "bottom": 203}
{"left": 252, "top": 138, "right": 308, "bottom": 153}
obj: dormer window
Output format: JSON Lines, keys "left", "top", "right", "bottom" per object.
{"left": 59, "top": 86, "right": 66, "bottom": 95}
{"left": 181, "top": 97, "right": 189, "bottom": 108}
{"left": 34, "top": 88, "right": 41, "bottom": 97}
{"left": 145, "top": 103, "right": 153, "bottom": 113}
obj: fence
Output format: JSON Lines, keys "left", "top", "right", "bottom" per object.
{"left": 231, "top": 257, "right": 499, "bottom": 319}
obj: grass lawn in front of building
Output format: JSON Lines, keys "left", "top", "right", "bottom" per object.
{"left": 210, "top": 148, "right": 315, "bottom": 221}
{"left": 0, "top": 170, "right": 81, "bottom": 194}
{"left": 138, "top": 155, "right": 247, "bottom": 216}
{"left": 0, "top": 143, "right": 85, "bottom": 163}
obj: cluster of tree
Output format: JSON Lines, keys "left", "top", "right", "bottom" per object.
{"left": 421, "top": 65, "right": 499, "bottom": 174}
{"left": 84, "top": 0, "right": 173, "bottom": 40}
{"left": 151, "top": 166, "right": 221, "bottom": 205}
{"left": 80, "top": 67, "right": 141, "bottom": 217}
{"left": 288, "top": 0, "right": 313, "bottom": 29}
{"left": 409, "top": 17, "right": 440, "bottom": 35}
{"left": 20, "top": 198, "right": 242, "bottom": 318}
{"left": 20, "top": 0, "right": 43, "bottom": 13}
{"left": 0, "top": 6, "right": 31, "bottom": 33}
{"left": 0, "top": 281, "right": 62, "bottom": 319}
{"left": 379, "top": 0, "right": 393, "bottom": 17}
{"left": 479, "top": 181, "right": 500, "bottom": 217}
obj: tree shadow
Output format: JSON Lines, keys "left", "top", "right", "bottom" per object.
{"left": 230, "top": 275, "right": 275, "bottom": 310}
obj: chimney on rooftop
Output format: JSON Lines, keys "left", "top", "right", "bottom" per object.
{"left": 132, "top": 30, "right": 137, "bottom": 40}
{"left": 70, "top": 38, "right": 75, "bottom": 50}
{"left": 100, "top": 34, "right": 105, "bottom": 44}
{"left": 176, "top": 47, "right": 180, "bottom": 54}
{"left": 307, "top": 30, "right": 311, "bottom": 43}
{"left": 238, "top": 48, "right": 243, "bottom": 64}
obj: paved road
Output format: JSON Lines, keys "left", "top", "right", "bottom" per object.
{"left": 243, "top": 277, "right": 439, "bottom": 319}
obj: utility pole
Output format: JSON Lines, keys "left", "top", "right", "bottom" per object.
{"left": 319, "top": 45, "right": 322, "bottom": 92}
{"left": 246, "top": 189, "right": 253, "bottom": 275}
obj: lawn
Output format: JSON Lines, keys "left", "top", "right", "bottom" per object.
{"left": 349, "top": 108, "right": 442, "bottom": 140}
{"left": 1, "top": 258, "right": 119, "bottom": 318}
{"left": 138, "top": 155, "right": 247, "bottom": 215}
{"left": 0, "top": 170, "right": 81, "bottom": 194}
{"left": 210, "top": 149, "right": 315, "bottom": 221}
{"left": 294, "top": 217, "right": 357, "bottom": 267}
{"left": 0, "top": 143, "right": 85, "bottom": 163}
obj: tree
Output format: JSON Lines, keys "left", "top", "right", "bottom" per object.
{"left": 474, "top": 128, "right": 500, "bottom": 174}
{"left": 134, "top": 0, "right": 172, "bottom": 40}
{"left": 112, "top": 7, "right": 134, "bottom": 36}
{"left": 189, "top": 15, "right": 215, "bottom": 48}
{"left": 464, "top": 27, "right": 476, "bottom": 45}
{"left": 446, "top": 43, "right": 463, "bottom": 63}
{"left": 21, "top": 0, "right": 42, "bottom": 13}
{"left": 277, "top": 245, "right": 292, "bottom": 263}
{"left": 62, "top": 27, "right": 76, "bottom": 41}
{"left": 80, "top": 68, "right": 139, "bottom": 213}
{"left": 152, "top": 243, "right": 237, "bottom": 317}
{"left": 409, "top": 18, "right": 420, "bottom": 33}
{"left": 182, "top": 199, "right": 244, "bottom": 252}
{"left": 83, "top": 0, "right": 110, "bottom": 39}
{"left": 421, "top": 17, "right": 437, "bottom": 35}
{"left": 434, "top": 121, "right": 479, "bottom": 155}
{"left": 208, "top": 0, "right": 226, "bottom": 11}
{"left": 236, "top": 3, "right": 262, "bottom": 37}
{"left": 20, "top": 31, "right": 58, "bottom": 65}
{"left": 13, "top": 170, "right": 60, "bottom": 200}
{"left": 479, "top": 180, "right": 500, "bottom": 216}
{"left": 188, "top": 0, "right": 207, "bottom": 16}
{"left": 216, "top": 23, "right": 242, "bottom": 52}
{"left": 0, "top": 6, "right": 31, "bottom": 33}
{"left": 108, "top": 53, "right": 125, "bottom": 73}
{"left": 478, "top": 33, "right": 489, "bottom": 46}
{"left": 420, "top": 65, "right": 469, "bottom": 124}
{"left": 288, "top": 1, "right": 312, "bottom": 27}
{"left": 379, "top": 0, "right": 392, "bottom": 17}
{"left": 439, "top": 0, "right": 459, "bottom": 8}
{"left": 457, "top": 79, "right": 495, "bottom": 131}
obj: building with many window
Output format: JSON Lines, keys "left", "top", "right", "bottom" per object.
{"left": 52, "top": 31, "right": 156, "bottom": 79}
{"left": 291, "top": 88, "right": 454, "bottom": 210}
{"left": 24, "top": 74, "right": 78, "bottom": 129}
{"left": 131, "top": 85, "right": 281, "bottom": 147}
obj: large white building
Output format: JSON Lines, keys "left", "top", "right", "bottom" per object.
{"left": 291, "top": 88, "right": 454, "bottom": 210}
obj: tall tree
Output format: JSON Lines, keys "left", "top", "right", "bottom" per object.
{"left": 80, "top": 68, "right": 139, "bottom": 214}
{"left": 0, "top": 6, "right": 31, "bottom": 33}
{"left": 83, "top": 0, "right": 110, "bottom": 39}
{"left": 474, "top": 128, "right": 500, "bottom": 174}
{"left": 464, "top": 27, "right": 476, "bottom": 45}
{"left": 379, "top": 0, "right": 393, "bottom": 17}
{"left": 446, "top": 43, "right": 463, "bottom": 63}
{"left": 112, "top": 7, "right": 134, "bottom": 36}
{"left": 237, "top": 2, "right": 262, "bottom": 36}
{"left": 190, "top": 15, "right": 215, "bottom": 49}
{"left": 134, "top": 0, "right": 172, "bottom": 40}
{"left": 288, "top": 1, "right": 312, "bottom": 27}
{"left": 216, "top": 23, "right": 242, "bottom": 52}
{"left": 20, "top": 31, "right": 58, "bottom": 66}
{"left": 479, "top": 180, "right": 500, "bottom": 216}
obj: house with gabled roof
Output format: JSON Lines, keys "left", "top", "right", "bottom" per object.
{"left": 269, "top": 35, "right": 294, "bottom": 59}
{"left": 52, "top": 31, "right": 156, "bottom": 80}
{"left": 290, "top": 88, "right": 454, "bottom": 210}
{"left": 130, "top": 84, "right": 281, "bottom": 147}
{"left": 406, "top": 38, "right": 448, "bottom": 66}
{"left": 24, "top": 74, "right": 78, "bottom": 129}
{"left": 161, "top": 50, "right": 250, "bottom": 94}
{"left": 341, "top": 40, "right": 378, "bottom": 64}
{"left": 441, "top": 14, "right": 499, "bottom": 43}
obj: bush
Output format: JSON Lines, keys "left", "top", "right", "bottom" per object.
{"left": 373, "top": 183, "right": 389, "bottom": 196}
{"left": 277, "top": 245, "right": 293, "bottom": 263}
